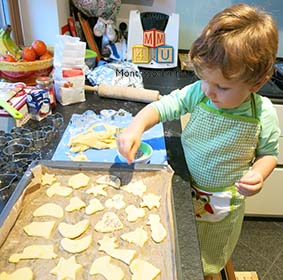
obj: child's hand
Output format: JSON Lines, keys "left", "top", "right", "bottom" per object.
{"left": 235, "top": 170, "right": 264, "bottom": 196}
{"left": 116, "top": 129, "right": 141, "bottom": 164}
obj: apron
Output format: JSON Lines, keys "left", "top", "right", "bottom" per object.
{"left": 181, "top": 94, "right": 260, "bottom": 275}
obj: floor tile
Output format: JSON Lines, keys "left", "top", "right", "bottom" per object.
{"left": 261, "top": 263, "right": 283, "bottom": 280}
{"left": 238, "top": 220, "right": 283, "bottom": 262}
{"left": 232, "top": 241, "right": 272, "bottom": 279}
{"left": 233, "top": 219, "right": 283, "bottom": 280}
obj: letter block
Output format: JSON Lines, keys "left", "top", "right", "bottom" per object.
{"left": 152, "top": 45, "right": 174, "bottom": 63}
{"left": 143, "top": 29, "right": 165, "bottom": 48}
{"left": 132, "top": 45, "right": 151, "bottom": 63}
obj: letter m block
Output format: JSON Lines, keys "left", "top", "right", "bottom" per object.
{"left": 143, "top": 29, "right": 165, "bottom": 48}
{"left": 152, "top": 45, "right": 174, "bottom": 63}
{"left": 132, "top": 45, "right": 150, "bottom": 63}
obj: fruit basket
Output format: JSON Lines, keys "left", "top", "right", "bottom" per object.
{"left": 0, "top": 58, "right": 53, "bottom": 85}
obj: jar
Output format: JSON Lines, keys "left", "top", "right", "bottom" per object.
{"left": 36, "top": 76, "right": 56, "bottom": 109}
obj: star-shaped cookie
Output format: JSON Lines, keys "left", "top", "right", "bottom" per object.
{"left": 50, "top": 256, "right": 82, "bottom": 279}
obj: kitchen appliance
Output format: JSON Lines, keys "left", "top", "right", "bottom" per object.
{"left": 127, "top": 10, "right": 179, "bottom": 69}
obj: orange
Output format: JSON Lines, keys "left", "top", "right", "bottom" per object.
{"left": 0, "top": 54, "right": 17, "bottom": 62}
{"left": 22, "top": 47, "right": 37, "bottom": 61}
{"left": 39, "top": 51, "right": 53, "bottom": 60}
{"left": 31, "top": 40, "right": 47, "bottom": 56}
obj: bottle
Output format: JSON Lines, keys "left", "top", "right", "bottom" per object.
{"left": 36, "top": 76, "right": 56, "bottom": 109}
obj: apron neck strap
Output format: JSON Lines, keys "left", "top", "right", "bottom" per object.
{"left": 200, "top": 93, "right": 257, "bottom": 118}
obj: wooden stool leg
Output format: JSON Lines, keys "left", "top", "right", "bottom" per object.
{"left": 224, "top": 259, "right": 236, "bottom": 280}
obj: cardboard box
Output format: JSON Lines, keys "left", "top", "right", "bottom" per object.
{"left": 0, "top": 93, "right": 30, "bottom": 133}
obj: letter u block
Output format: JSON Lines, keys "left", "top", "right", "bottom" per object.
{"left": 152, "top": 45, "right": 174, "bottom": 63}
{"left": 132, "top": 45, "right": 151, "bottom": 63}
{"left": 143, "top": 29, "right": 165, "bottom": 48}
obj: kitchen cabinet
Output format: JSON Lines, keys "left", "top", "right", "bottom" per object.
{"left": 245, "top": 103, "right": 283, "bottom": 216}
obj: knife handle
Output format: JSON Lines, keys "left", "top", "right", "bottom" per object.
{"left": 0, "top": 100, "right": 23, "bottom": 119}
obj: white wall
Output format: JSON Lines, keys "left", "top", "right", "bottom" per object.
{"left": 117, "top": 0, "right": 283, "bottom": 57}
{"left": 176, "top": 0, "right": 283, "bottom": 57}
{"left": 19, "top": 0, "right": 69, "bottom": 46}
{"left": 18, "top": 0, "right": 283, "bottom": 57}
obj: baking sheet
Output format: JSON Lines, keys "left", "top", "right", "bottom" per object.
{"left": 0, "top": 160, "right": 181, "bottom": 279}
{"left": 52, "top": 112, "right": 167, "bottom": 164}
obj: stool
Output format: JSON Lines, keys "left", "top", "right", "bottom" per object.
{"left": 220, "top": 259, "right": 236, "bottom": 280}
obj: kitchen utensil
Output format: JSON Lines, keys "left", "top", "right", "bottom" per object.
{"left": 0, "top": 87, "right": 23, "bottom": 119}
{"left": 84, "top": 84, "right": 160, "bottom": 103}
{"left": 7, "top": 137, "right": 33, "bottom": 152}
{"left": 0, "top": 173, "right": 17, "bottom": 200}
{"left": 117, "top": 141, "right": 153, "bottom": 164}
{"left": 3, "top": 143, "right": 25, "bottom": 158}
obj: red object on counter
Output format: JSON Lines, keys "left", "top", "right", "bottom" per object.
{"left": 36, "top": 76, "right": 56, "bottom": 109}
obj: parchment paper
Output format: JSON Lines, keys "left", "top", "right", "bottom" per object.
{"left": 0, "top": 163, "right": 176, "bottom": 279}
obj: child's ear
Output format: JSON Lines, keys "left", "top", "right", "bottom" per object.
{"left": 249, "top": 76, "right": 269, "bottom": 92}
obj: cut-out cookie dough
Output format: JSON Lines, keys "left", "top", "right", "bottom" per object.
{"left": 121, "top": 180, "right": 147, "bottom": 197}
{"left": 105, "top": 194, "right": 126, "bottom": 210}
{"left": 147, "top": 214, "right": 167, "bottom": 243}
{"left": 50, "top": 256, "right": 82, "bottom": 280}
{"left": 0, "top": 267, "right": 33, "bottom": 280}
{"left": 68, "top": 123, "right": 118, "bottom": 152}
{"left": 140, "top": 193, "right": 161, "bottom": 210}
{"left": 120, "top": 227, "right": 149, "bottom": 248}
{"left": 60, "top": 234, "right": 92, "bottom": 254}
{"left": 130, "top": 258, "right": 160, "bottom": 280}
{"left": 94, "top": 212, "right": 123, "bottom": 233}
{"left": 46, "top": 182, "right": 73, "bottom": 198}
{"left": 98, "top": 236, "right": 136, "bottom": 265}
{"left": 33, "top": 203, "right": 64, "bottom": 218}
{"left": 85, "top": 198, "right": 104, "bottom": 215}
{"left": 68, "top": 173, "right": 90, "bottom": 189}
{"left": 9, "top": 245, "right": 57, "bottom": 263}
{"left": 58, "top": 220, "right": 90, "bottom": 239}
{"left": 24, "top": 221, "right": 56, "bottom": 239}
{"left": 89, "top": 256, "right": 124, "bottom": 280}
{"left": 96, "top": 174, "right": 121, "bottom": 189}
{"left": 86, "top": 184, "right": 108, "bottom": 197}
{"left": 66, "top": 152, "right": 89, "bottom": 161}
{"left": 41, "top": 173, "right": 56, "bottom": 186}
{"left": 125, "top": 205, "right": 145, "bottom": 222}
{"left": 65, "top": 197, "right": 86, "bottom": 212}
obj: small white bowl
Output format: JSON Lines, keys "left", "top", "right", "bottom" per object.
{"left": 117, "top": 142, "right": 153, "bottom": 164}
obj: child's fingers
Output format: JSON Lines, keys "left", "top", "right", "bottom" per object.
{"left": 235, "top": 182, "right": 260, "bottom": 196}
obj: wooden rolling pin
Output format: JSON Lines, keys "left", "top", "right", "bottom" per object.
{"left": 84, "top": 84, "right": 160, "bottom": 103}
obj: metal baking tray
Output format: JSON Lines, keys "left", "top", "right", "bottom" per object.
{"left": 0, "top": 160, "right": 183, "bottom": 280}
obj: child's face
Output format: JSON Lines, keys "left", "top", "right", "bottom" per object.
{"left": 200, "top": 67, "right": 253, "bottom": 109}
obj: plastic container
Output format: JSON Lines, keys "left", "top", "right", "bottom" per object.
{"left": 85, "top": 49, "right": 97, "bottom": 69}
{"left": 117, "top": 142, "right": 153, "bottom": 164}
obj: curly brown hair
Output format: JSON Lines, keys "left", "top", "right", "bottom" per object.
{"left": 190, "top": 3, "right": 278, "bottom": 88}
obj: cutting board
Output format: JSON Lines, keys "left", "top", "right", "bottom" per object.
{"left": 52, "top": 112, "right": 167, "bottom": 164}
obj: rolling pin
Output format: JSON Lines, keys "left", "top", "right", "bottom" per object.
{"left": 84, "top": 84, "right": 160, "bottom": 103}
